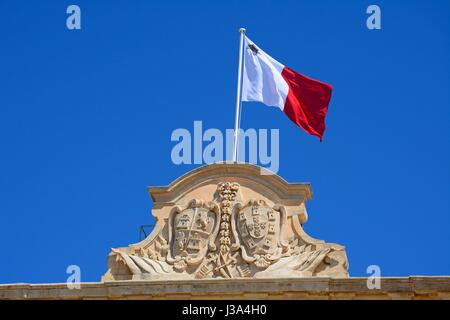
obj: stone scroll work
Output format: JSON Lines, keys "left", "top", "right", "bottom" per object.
{"left": 103, "top": 164, "right": 349, "bottom": 281}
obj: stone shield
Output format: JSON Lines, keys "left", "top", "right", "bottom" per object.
{"left": 235, "top": 200, "right": 285, "bottom": 268}
{"left": 167, "top": 200, "right": 220, "bottom": 271}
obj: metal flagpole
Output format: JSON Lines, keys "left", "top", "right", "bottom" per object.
{"left": 232, "top": 28, "right": 246, "bottom": 162}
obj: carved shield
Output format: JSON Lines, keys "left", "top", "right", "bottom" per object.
{"left": 237, "top": 200, "right": 280, "bottom": 256}
{"left": 170, "top": 203, "right": 218, "bottom": 264}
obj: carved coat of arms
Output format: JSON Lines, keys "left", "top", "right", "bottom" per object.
{"left": 104, "top": 168, "right": 349, "bottom": 281}
{"left": 233, "top": 200, "right": 288, "bottom": 268}
{"left": 166, "top": 200, "right": 220, "bottom": 272}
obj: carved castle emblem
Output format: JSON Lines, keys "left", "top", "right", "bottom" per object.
{"left": 104, "top": 165, "right": 349, "bottom": 281}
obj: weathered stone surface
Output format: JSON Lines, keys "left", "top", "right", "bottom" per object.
{"left": 102, "top": 163, "right": 348, "bottom": 281}
{"left": 1, "top": 277, "right": 449, "bottom": 300}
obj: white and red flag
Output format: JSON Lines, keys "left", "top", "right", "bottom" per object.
{"left": 241, "top": 36, "right": 332, "bottom": 141}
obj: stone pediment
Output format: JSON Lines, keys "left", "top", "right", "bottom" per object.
{"left": 102, "top": 163, "right": 349, "bottom": 281}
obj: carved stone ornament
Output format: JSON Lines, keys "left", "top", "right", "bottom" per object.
{"left": 102, "top": 163, "right": 349, "bottom": 281}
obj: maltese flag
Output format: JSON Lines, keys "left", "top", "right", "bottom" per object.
{"left": 242, "top": 36, "right": 332, "bottom": 141}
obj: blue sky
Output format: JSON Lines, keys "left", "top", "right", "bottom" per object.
{"left": 0, "top": 0, "right": 449, "bottom": 283}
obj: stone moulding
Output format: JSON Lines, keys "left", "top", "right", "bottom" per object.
{"left": 102, "top": 163, "right": 349, "bottom": 281}
{"left": 2, "top": 277, "right": 450, "bottom": 300}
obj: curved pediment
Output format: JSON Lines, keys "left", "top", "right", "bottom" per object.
{"left": 148, "top": 162, "right": 312, "bottom": 209}
{"left": 103, "top": 163, "right": 348, "bottom": 281}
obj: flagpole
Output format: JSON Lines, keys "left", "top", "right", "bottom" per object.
{"left": 232, "top": 27, "right": 246, "bottom": 162}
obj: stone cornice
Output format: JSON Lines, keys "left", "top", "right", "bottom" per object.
{"left": 1, "top": 277, "right": 449, "bottom": 300}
